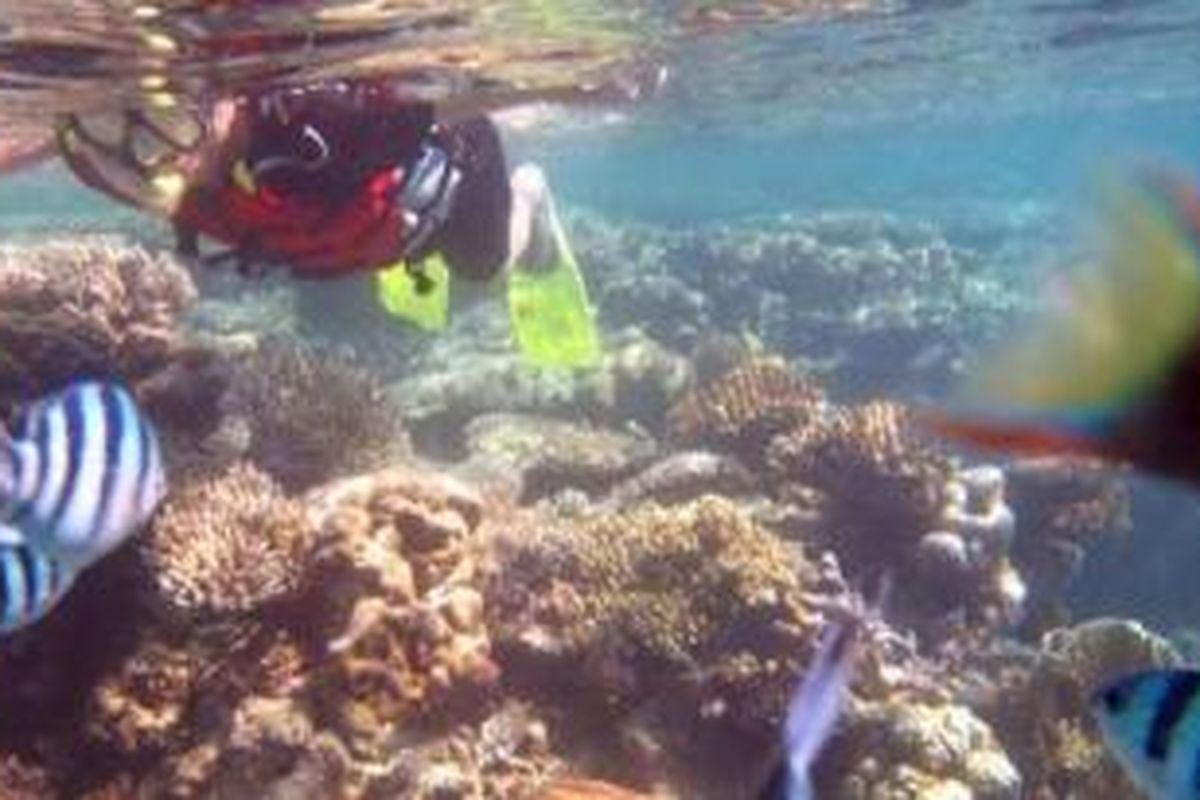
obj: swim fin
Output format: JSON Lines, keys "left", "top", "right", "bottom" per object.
{"left": 376, "top": 253, "right": 451, "bottom": 332}
{"left": 506, "top": 200, "right": 602, "bottom": 369}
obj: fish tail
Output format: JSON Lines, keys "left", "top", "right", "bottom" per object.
{"left": 786, "top": 772, "right": 813, "bottom": 800}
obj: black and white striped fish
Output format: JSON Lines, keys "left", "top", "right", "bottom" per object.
{"left": 0, "top": 527, "right": 76, "bottom": 633}
{"left": 0, "top": 381, "right": 166, "bottom": 570}
{"left": 1092, "top": 668, "right": 1200, "bottom": 800}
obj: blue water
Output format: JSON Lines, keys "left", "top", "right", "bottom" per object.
{"left": 534, "top": 98, "right": 1200, "bottom": 225}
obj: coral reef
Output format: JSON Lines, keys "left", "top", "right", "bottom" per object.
{"left": 766, "top": 400, "right": 961, "bottom": 621}
{"left": 0, "top": 204, "right": 1171, "bottom": 800}
{"left": 459, "top": 412, "right": 657, "bottom": 502}
{"left": 831, "top": 697, "right": 1021, "bottom": 800}
{"left": 1005, "top": 458, "right": 1132, "bottom": 638}
{"left": 667, "top": 357, "right": 826, "bottom": 466}
{"left": 222, "top": 336, "right": 410, "bottom": 492}
{"left": 571, "top": 209, "right": 1022, "bottom": 396}
{"left": 0, "top": 235, "right": 195, "bottom": 405}
{"left": 391, "top": 316, "right": 691, "bottom": 456}
{"left": 976, "top": 618, "right": 1180, "bottom": 800}
{"left": 486, "top": 495, "right": 835, "bottom": 795}
{"left": 144, "top": 462, "right": 312, "bottom": 620}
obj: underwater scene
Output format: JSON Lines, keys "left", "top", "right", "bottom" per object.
{"left": 1, "top": 0, "right": 1200, "bottom": 798}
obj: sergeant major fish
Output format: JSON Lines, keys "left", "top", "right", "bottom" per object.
{"left": 0, "top": 381, "right": 166, "bottom": 571}
{"left": 0, "top": 527, "right": 76, "bottom": 633}
{"left": 1092, "top": 668, "right": 1200, "bottom": 800}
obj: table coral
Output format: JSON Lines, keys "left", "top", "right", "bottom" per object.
{"left": 0, "top": 235, "right": 195, "bottom": 404}
{"left": 460, "top": 412, "right": 657, "bottom": 502}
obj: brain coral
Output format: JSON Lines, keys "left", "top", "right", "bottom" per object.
{"left": 145, "top": 462, "right": 312, "bottom": 620}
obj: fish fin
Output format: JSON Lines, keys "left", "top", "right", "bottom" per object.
{"left": 0, "top": 524, "right": 24, "bottom": 547}
{"left": 784, "top": 622, "right": 858, "bottom": 777}
{"left": 957, "top": 170, "right": 1200, "bottom": 425}
{"left": 917, "top": 408, "right": 1108, "bottom": 459}
{"left": 788, "top": 773, "right": 814, "bottom": 800}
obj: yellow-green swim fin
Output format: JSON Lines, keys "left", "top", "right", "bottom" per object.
{"left": 376, "top": 253, "right": 451, "bottom": 332}
{"left": 507, "top": 208, "right": 602, "bottom": 369}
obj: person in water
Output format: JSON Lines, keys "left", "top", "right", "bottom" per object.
{"left": 6, "top": 77, "right": 603, "bottom": 366}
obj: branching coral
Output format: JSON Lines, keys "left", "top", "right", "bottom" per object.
{"left": 222, "top": 336, "right": 409, "bottom": 492}
{"left": 767, "top": 400, "right": 952, "bottom": 586}
{"left": 0, "top": 236, "right": 195, "bottom": 404}
{"left": 667, "top": 357, "right": 826, "bottom": 465}
{"left": 144, "top": 462, "right": 312, "bottom": 621}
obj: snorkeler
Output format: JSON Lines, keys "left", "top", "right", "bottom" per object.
{"left": 46, "top": 77, "right": 602, "bottom": 367}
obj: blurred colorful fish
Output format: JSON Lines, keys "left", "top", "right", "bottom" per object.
{"left": 1091, "top": 668, "right": 1200, "bottom": 800}
{"left": 758, "top": 619, "right": 861, "bottom": 800}
{"left": 925, "top": 169, "right": 1200, "bottom": 484}
{"left": 0, "top": 381, "right": 166, "bottom": 571}
{"left": 0, "top": 530, "right": 76, "bottom": 634}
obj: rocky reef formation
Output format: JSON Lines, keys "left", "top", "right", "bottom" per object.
{"left": 0, "top": 235, "right": 195, "bottom": 406}
{"left": 570, "top": 209, "right": 1023, "bottom": 397}
{"left": 0, "top": 214, "right": 1156, "bottom": 800}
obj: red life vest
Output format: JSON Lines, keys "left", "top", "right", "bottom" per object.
{"left": 174, "top": 162, "right": 409, "bottom": 278}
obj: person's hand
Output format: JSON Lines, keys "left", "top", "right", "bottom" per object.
{"left": 0, "top": 130, "right": 55, "bottom": 175}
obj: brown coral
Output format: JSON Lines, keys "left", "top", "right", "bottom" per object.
{"left": 667, "top": 357, "right": 825, "bottom": 465}
{"left": 144, "top": 462, "right": 312, "bottom": 620}
{"left": 0, "top": 236, "right": 195, "bottom": 405}
{"left": 768, "top": 400, "right": 952, "bottom": 587}
{"left": 487, "top": 495, "right": 828, "bottom": 796}
{"left": 979, "top": 618, "right": 1180, "bottom": 800}
{"left": 88, "top": 641, "right": 200, "bottom": 757}
{"left": 223, "top": 336, "right": 409, "bottom": 492}
{"left": 830, "top": 696, "right": 1020, "bottom": 800}
{"left": 304, "top": 467, "right": 498, "bottom": 759}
